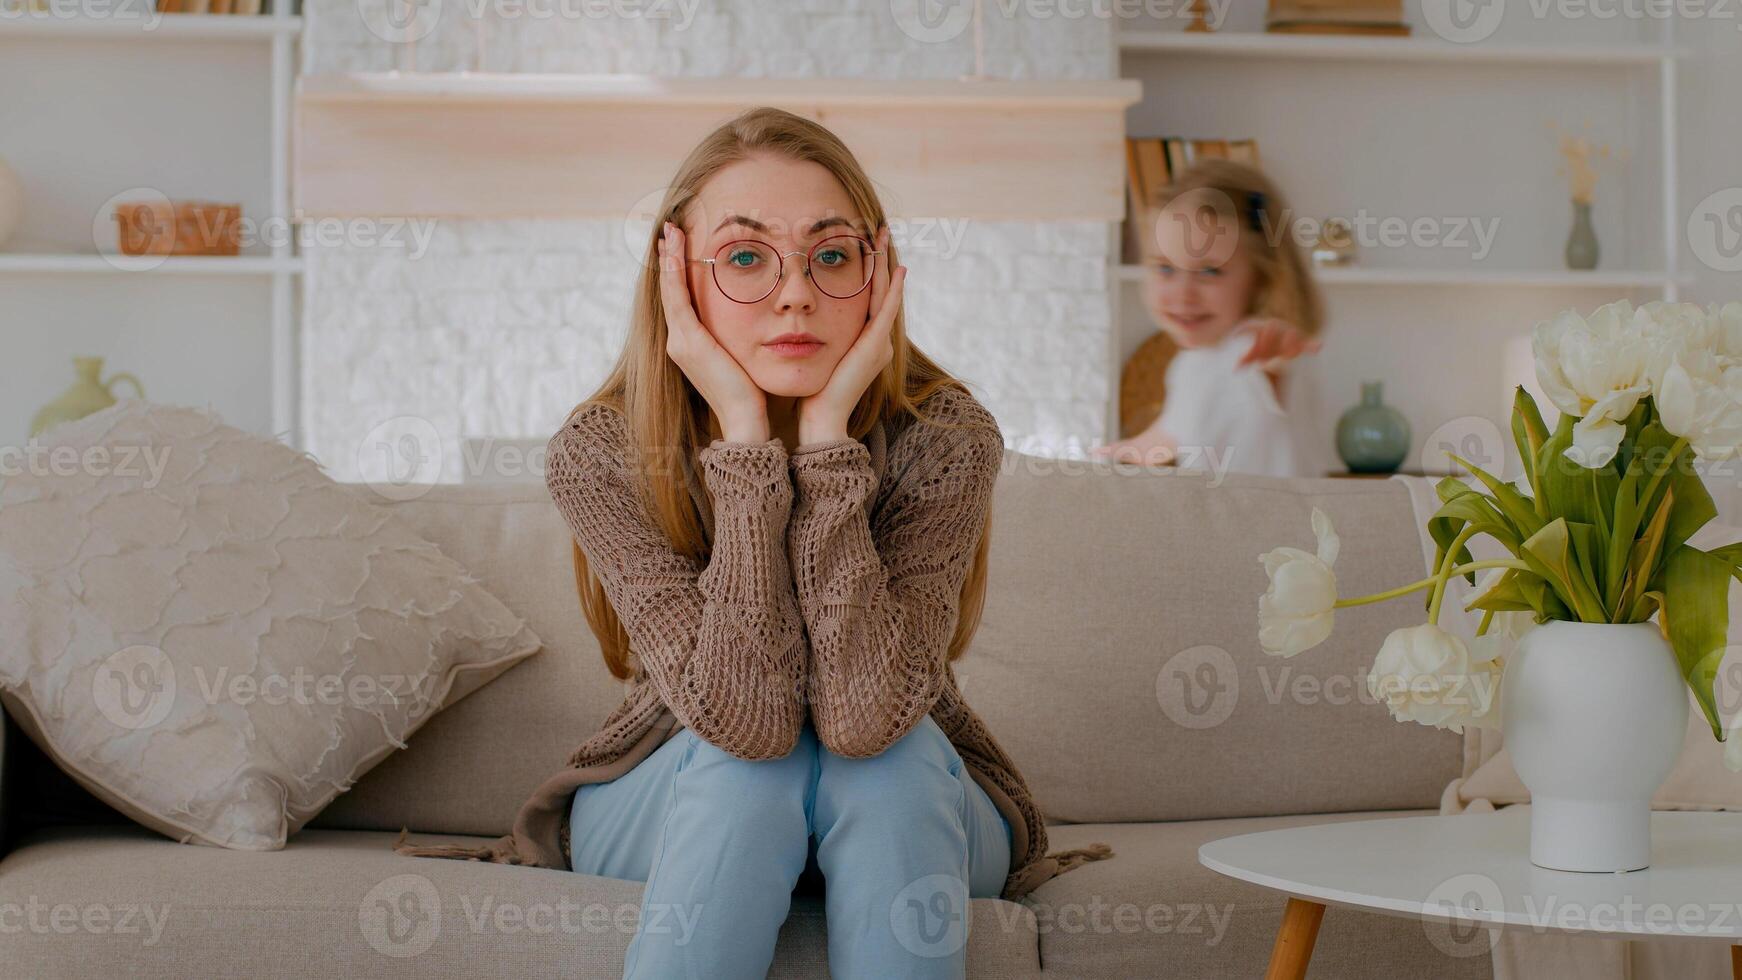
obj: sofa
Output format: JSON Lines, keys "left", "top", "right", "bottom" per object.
{"left": 0, "top": 451, "right": 1492, "bottom": 978}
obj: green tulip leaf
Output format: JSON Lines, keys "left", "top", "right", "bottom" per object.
{"left": 1661, "top": 545, "right": 1730, "bottom": 741}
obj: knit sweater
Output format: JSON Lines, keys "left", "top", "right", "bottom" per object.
{"left": 393, "top": 384, "right": 1113, "bottom": 901}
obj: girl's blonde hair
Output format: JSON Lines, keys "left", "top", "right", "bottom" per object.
{"left": 566, "top": 106, "right": 991, "bottom": 682}
{"left": 1147, "top": 159, "right": 1325, "bottom": 338}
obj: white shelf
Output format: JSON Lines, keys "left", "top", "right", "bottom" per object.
{"left": 1115, "top": 264, "right": 1685, "bottom": 289}
{"left": 1117, "top": 30, "right": 1678, "bottom": 66}
{"left": 0, "top": 14, "right": 300, "bottom": 40}
{"left": 0, "top": 253, "right": 302, "bottom": 275}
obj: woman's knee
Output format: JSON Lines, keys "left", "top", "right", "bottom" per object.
{"left": 816, "top": 715, "right": 963, "bottom": 803}
{"left": 676, "top": 723, "right": 820, "bottom": 820}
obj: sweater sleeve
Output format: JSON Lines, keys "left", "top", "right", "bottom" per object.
{"left": 545, "top": 407, "right": 808, "bottom": 760}
{"left": 785, "top": 415, "right": 1003, "bottom": 758}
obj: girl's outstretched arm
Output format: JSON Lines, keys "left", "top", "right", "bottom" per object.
{"left": 546, "top": 404, "right": 808, "bottom": 760}
{"left": 785, "top": 393, "right": 1003, "bottom": 758}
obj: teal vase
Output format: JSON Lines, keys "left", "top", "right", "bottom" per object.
{"left": 1565, "top": 200, "right": 1599, "bottom": 270}
{"left": 1336, "top": 381, "right": 1410, "bottom": 474}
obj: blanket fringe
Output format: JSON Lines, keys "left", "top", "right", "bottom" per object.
{"left": 392, "top": 827, "right": 520, "bottom": 864}
{"left": 1046, "top": 842, "right": 1114, "bottom": 873}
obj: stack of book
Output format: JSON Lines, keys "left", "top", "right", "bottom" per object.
{"left": 1122, "top": 137, "right": 1261, "bottom": 262}
{"left": 1266, "top": 0, "right": 1410, "bottom": 36}
{"left": 156, "top": 0, "right": 268, "bottom": 13}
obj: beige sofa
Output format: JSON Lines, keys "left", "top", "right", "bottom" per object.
{"left": 0, "top": 453, "right": 1491, "bottom": 978}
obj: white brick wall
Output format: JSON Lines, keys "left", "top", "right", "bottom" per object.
{"left": 300, "top": 1, "right": 1116, "bottom": 482}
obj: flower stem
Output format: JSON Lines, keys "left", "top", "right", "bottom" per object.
{"left": 1428, "top": 526, "right": 1483, "bottom": 626}
{"left": 1333, "top": 559, "right": 1530, "bottom": 608}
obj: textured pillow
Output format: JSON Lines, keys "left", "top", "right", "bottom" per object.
{"left": 0, "top": 399, "right": 542, "bottom": 849}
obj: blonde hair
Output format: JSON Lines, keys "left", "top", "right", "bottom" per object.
{"left": 1145, "top": 159, "right": 1325, "bottom": 338}
{"left": 566, "top": 106, "right": 991, "bottom": 682}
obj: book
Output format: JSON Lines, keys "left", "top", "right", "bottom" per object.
{"left": 1228, "top": 139, "right": 1261, "bottom": 166}
{"left": 1164, "top": 137, "right": 1192, "bottom": 178}
{"left": 1269, "top": 0, "right": 1401, "bottom": 12}
{"left": 1124, "top": 139, "right": 1147, "bottom": 262}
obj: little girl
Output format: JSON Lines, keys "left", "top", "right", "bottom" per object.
{"left": 1092, "top": 160, "right": 1328, "bottom": 477}
{"left": 395, "top": 106, "right": 1111, "bottom": 979}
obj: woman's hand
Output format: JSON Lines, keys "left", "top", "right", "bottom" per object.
{"left": 797, "top": 224, "right": 904, "bottom": 445}
{"left": 1234, "top": 317, "right": 1322, "bottom": 373}
{"left": 660, "top": 221, "right": 769, "bottom": 443}
{"left": 1088, "top": 428, "right": 1179, "bottom": 466}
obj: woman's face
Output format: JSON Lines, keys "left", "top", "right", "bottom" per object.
{"left": 678, "top": 152, "right": 875, "bottom": 398}
{"left": 1141, "top": 202, "right": 1257, "bottom": 350}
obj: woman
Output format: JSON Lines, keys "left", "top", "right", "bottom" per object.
{"left": 395, "top": 107, "right": 1112, "bottom": 979}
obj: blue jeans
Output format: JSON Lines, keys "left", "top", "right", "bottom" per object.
{"left": 568, "top": 713, "right": 1013, "bottom": 980}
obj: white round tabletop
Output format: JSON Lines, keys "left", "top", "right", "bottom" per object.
{"left": 1198, "top": 808, "right": 1742, "bottom": 941}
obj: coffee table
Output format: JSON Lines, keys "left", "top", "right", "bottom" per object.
{"left": 1198, "top": 808, "right": 1742, "bottom": 980}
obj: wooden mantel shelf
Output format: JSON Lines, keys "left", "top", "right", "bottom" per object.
{"left": 292, "top": 73, "right": 1142, "bottom": 221}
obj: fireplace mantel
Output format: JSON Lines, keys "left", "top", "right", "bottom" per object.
{"left": 292, "top": 73, "right": 1141, "bottom": 221}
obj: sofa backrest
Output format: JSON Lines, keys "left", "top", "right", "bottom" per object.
{"left": 954, "top": 456, "right": 1463, "bottom": 823}
{"left": 308, "top": 455, "right": 1464, "bottom": 836}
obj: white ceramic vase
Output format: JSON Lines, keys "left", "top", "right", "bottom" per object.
{"left": 1500, "top": 619, "right": 1687, "bottom": 872}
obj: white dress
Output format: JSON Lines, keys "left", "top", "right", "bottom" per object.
{"left": 1152, "top": 325, "right": 1328, "bottom": 478}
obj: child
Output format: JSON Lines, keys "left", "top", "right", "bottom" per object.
{"left": 1092, "top": 160, "right": 1328, "bottom": 478}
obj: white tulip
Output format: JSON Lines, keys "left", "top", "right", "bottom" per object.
{"left": 1533, "top": 300, "right": 1656, "bottom": 468}
{"left": 1366, "top": 623, "right": 1504, "bottom": 734}
{"left": 1653, "top": 355, "right": 1742, "bottom": 460}
{"left": 1634, "top": 301, "right": 1742, "bottom": 461}
{"left": 1259, "top": 507, "right": 1339, "bottom": 657}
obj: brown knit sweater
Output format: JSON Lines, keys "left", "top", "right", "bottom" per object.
{"left": 394, "top": 384, "right": 1112, "bottom": 901}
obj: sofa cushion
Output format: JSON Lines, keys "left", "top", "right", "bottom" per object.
{"left": 1033, "top": 810, "right": 1491, "bottom": 980}
{"left": 306, "top": 481, "right": 631, "bottom": 836}
{"left": 0, "top": 825, "right": 1039, "bottom": 979}
{"left": 953, "top": 462, "right": 1465, "bottom": 823}
{"left": 0, "top": 401, "right": 541, "bottom": 852}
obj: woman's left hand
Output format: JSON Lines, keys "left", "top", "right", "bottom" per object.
{"left": 1234, "top": 317, "right": 1322, "bottom": 373}
{"left": 797, "top": 225, "right": 905, "bottom": 444}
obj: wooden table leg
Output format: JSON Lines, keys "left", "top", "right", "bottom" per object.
{"left": 1730, "top": 944, "right": 1740, "bottom": 980}
{"left": 1264, "top": 898, "right": 1326, "bottom": 980}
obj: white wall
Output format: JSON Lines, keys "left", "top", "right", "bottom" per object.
{"left": 299, "top": 1, "right": 1117, "bottom": 484}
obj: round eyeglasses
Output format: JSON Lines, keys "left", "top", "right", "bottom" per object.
{"left": 694, "top": 235, "right": 883, "bottom": 304}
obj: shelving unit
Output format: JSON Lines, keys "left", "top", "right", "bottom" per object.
{"left": 1110, "top": 19, "right": 1683, "bottom": 447}
{"left": 0, "top": 253, "right": 303, "bottom": 275}
{"left": 1115, "top": 264, "right": 1687, "bottom": 290}
{"left": 0, "top": 9, "right": 302, "bottom": 444}
{"left": 1118, "top": 30, "right": 1682, "bottom": 66}
{"left": 0, "top": 14, "right": 300, "bottom": 39}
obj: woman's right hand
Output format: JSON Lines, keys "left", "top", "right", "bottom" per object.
{"left": 659, "top": 221, "right": 769, "bottom": 443}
